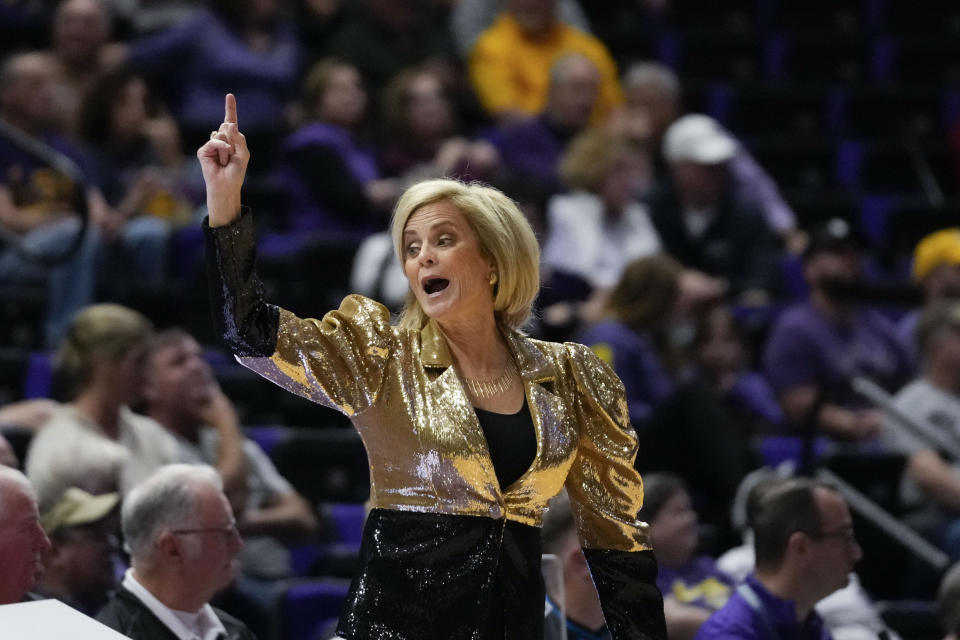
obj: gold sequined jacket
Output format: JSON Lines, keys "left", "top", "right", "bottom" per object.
{"left": 204, "top": 210, "right": 666, "bottom": 640}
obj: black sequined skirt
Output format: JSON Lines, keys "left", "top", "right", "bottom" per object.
{"left": 337, "top": 509, "right": 544, "bottom": 640}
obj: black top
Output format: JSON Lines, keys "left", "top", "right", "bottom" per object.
{"left": 475, "top": 399, "right": 537, "bottom": 490}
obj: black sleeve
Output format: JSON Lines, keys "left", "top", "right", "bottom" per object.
{"left": 583, "top": 548, "right": 667, "bottom": 640}
{"left": 287, "top": 145, "right": 374, "bottom": 219}
{"left": 203, "top": 207, "right": 280, "bottom": 357}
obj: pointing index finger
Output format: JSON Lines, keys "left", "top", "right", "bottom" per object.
{"left": 224, "top": 93, "right": 238, "bottom": 126}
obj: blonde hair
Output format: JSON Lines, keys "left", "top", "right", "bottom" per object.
{"left": 559, "top": 129, "right": 634, "bottom": 193}
{"left": 54, "top": 303, "right": 153, "bottom": 398}
{"left": 390, "top": 179, "right": 540, "bottom": 331}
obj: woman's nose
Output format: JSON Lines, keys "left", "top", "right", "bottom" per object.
{"left": 418, "top": 248, "right": 436, "bottom": 266}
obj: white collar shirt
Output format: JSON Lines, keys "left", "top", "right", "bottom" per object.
{"left": 122, "top": 569, "right": 227, "bottom": 640}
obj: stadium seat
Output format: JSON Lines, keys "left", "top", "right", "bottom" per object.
{"left": 662, "top": 32, "right": 768, "bottom": 84}
{"left": 773, "top": 34, "right": 874, "bottom": 84}
{"left": 744, "top": 137, "right": 838, "bottom": 192}
{"left": 840, "top": 86, "right": 946, "bottom": 140}
{"left": 718, "top": 84, "right": 838, "bottom": 138}
{"left": 280, "top": 578, "right": 351, "bottom": 640}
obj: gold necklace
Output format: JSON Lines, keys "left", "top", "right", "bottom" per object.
{"left": 460, "top": 363, "right": 516, "bottom": 400}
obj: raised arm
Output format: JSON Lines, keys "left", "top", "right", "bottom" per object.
{"left": 199, "top": 95, "right": 392, "bottom": 417}
{"left": 198, "top": 94, "right": 249, "bottom": 228}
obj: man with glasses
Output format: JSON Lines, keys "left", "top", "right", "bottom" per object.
{"left": 695, "top": 479, "right": 862, "bottom": 640}
{"left": 97, "top": 464, "right": 257, "bottom": 640}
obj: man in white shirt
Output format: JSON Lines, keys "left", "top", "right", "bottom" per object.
{"left": 96, "top": 464, "right": 257, "bottom": 640}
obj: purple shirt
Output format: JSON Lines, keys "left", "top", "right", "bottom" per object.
{"left": 0, "top": 134, "right": 98, "bottom": 212}
{"left": 128, "top": 10, "right": 299, "bottom": 132}
{"left": 275, "top": 122, "right": 381, "bottom": 237}
{"left": 577, "top": 320, "right": 673, "bottom": 424}
{"left": 695, "top": 574, "right": 833, "bottom": 640}
{"left": 725, "top": 371, "right": 786, "bottom": 429}
{"left": 762, "top": 302, "right": 913, "bottom": 409}
{"left": 656, "top": 556, "right": 734, "bottom": 612}
{"left": 486, "top": 115, "right": 574, "bottom": 195}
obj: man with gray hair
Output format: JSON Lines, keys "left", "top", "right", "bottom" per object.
{"left": 96, "top": 464, "right": 256, "bottom": 640}
{"left": 0, "top": 466, "right": 51, "bottom": 604}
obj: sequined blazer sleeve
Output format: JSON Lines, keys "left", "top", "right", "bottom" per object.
{"left": 564, "top": 342, "right": 667, "bottom": 640}
{"left": 204, "top": 209, "right": 392, "bottom": 416}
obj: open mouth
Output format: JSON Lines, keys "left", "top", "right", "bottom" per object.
{"left": 422, "top": 278, "right": 449, "bottom": 295}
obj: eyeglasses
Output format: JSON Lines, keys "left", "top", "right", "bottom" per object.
{"left": 811, "top": 525, "right": 856, "bottom": 544}
{"left": 170, "top": 520, "right": 237, "bottom": 540}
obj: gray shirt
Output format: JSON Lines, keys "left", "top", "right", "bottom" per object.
{"left": 883, "top": 378, "right": 960, "bottom": 508}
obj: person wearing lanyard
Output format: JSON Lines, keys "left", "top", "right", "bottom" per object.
{"left": 696, "top": 478, "right": 864, "bottom": 640}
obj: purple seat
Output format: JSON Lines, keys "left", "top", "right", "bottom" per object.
{"left": 328, "top": 502, "right": 366, "bottom": 545}
{"left": 759, "top": 435, "right": 830, "bottom": 468}
{"left": 244, "top": 425, "right": 287, "bottom": 458}
{"left": 24, "top": 351, "right": 53, "bottom": 399}
{"left": 281, "top": 579, "right": 351, "bottom": 640}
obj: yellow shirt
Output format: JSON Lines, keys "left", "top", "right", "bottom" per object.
{"left": 468, "top": 12, "right": 624, "bottom": 125}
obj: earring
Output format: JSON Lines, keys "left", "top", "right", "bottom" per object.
{"left": 489, "top": 272, "right": 498, "bottom": 286}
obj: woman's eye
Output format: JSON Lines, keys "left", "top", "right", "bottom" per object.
{"left": 405, "top": 244, "right": 419, "bottom": 256}
{"left": 438, "top": 236, "right": 452, "bottom": 246}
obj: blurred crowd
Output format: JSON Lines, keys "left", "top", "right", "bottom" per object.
{"left": 2, "top": 0, "right": 960, "bottom": 639}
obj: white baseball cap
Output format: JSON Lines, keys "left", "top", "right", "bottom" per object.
{"left": 663, "top": 114, "right": 737, "bottom": 164}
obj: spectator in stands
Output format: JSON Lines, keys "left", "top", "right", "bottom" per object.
{"left": 577, "top": 255, "right": 680, "bottom": 426}
{"left": 541, "top": 490, "right": 612, "bottom": 640}
{"left": 716, "top": 473, "right": 898, "bottom": 640}
{"left": 323, "top": 0, "right": 457, "bottom": 101}
{"left": 79, "top": 67, "right": 194, "bottom": 231}
{"left": 31, "top": 424, "right": 128, "bottom": 522}
{"left": 43, "top": 0, "right": 125, "bottom": 135}
{"left": 26, "top": 304, "right": 180, "bottom": 500}
{"left": 691, "top": 306, "right": 784, "bottom": 434}
{"left": 542, "top": 128, "right": 660, "bottom": 295}
{"left": 0, "top": 466, "right": 50, "bottom": 604}
{"left": 642, "top": 473, "right": 735, "bottom": 640}
{"left": 695, "top": 478, "right": 861, "bottom": 640}
{"left": 898, "top": 228, "right": 960, "bottom": 362}
{"left": 108, "top": 0, "right": 206, "bottom": 36}
{"left": 647, "top": 114, "right": 783, "bottom": 304}
{"left": 96, "top": 464, "right": 256, "bottom": 640}
{"left": 577, "top": 256, "right": 755, "bottom": 530}
{"left": 0, "top": 399, "right": 60, "bottom": 433}
{"left": 468, "top": 0, "right": 622, "bottom": 126}
{"left": 450, "top": 0, "right": 590, "bottom": 59}
{"left": 488, "top": 53, "right": 603, "bottom": 197}
{"left": 124, "top": 0, "right": 300, "bottom": 160}
{"left": 763, "top": 219, "right": 913, "bottom": 441}
{"left": 275, "top": 58, "right": 399, "bottom": 238}
{"left": 883, "top": 302, "right": 960, "bottom": 557}
{"left": 620, "top": 63, "right": 802, "bottom": 252}
{"left": 378, "top": 65, "right": 499, "bottom": 183}
{"left": 0, "top": 52, "right": 165, "bottom": 345}
{"left": 142, "top": 328, "right": 319, "bottom": 582}
{"left": 34, "top": 488, "right": 120, "bottom": 615}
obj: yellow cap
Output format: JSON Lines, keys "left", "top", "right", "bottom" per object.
{"left": 40, "top": 488, "right": 119, "bottom": 536}
{"left": 913, "top": 228, "right": 960, "bottom": 282}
